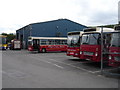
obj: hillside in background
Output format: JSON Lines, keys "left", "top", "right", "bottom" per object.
{"left": 90, "top": 24, "right": 118, "bottom": 28}
{"left": 98, "top": 24, "right": 116, "bottom": 28}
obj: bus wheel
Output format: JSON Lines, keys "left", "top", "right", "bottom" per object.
{"left": 42, "top": 48, "right": 46, "bottom": 53}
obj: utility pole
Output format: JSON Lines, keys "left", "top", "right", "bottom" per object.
{"left": 101, "top": 26, "right": 103, "bottom": 74}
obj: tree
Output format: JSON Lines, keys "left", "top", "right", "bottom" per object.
{"left": 1, "top": 33, "right": 16, "bottom": 43}
{"left": 1, "top": 33, "right": 7, "bottom": 36}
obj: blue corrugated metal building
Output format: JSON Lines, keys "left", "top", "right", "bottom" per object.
{"left": 16, "top": 19, "right": 87, "bottom": 48}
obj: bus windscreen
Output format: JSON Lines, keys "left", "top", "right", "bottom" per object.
{"left": 111, "top": 33, "right": 120, "bottom": 47}
{"left": 67, "top": 35, "right": 80, "bottom": 47}
{"left": 81, "top": 33, "right": 100, "bottom": 45}
{"left": 2, "top": 37, "right": 6, "bottom": 44}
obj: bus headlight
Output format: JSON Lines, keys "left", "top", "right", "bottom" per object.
{"left": 80, "top": 51, "right": 82, "bottom": 54}
{"left": 4, "top": 46, "right": 6, "bottom": 49}
{"left": 95, "top": 53, "right": 98, "bottom": 56}
{"left": 109, "top": 56, "right": 112, "bottom": 60}
{"left": 75, "top": 53, "right": 78, "bottom": 55}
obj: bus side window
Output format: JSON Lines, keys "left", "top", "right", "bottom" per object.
{"left": 60, "top": 40, "right": 62, "bottom": 45}
{"left": 55, "top": 40, "right": 60, "bottom": 45}
{"left": 46, "top": 39, "right": 49, "bottom": 45}
{"left": 52, "top": 40, "right": 54, "bottom": 45}
{"left": 48, "top": 40, "right": 51, "bottom": 45}
{"left": 61, "top": 40, "right": 66, "bottom": 45}
{"left": 63, "top": 40, "right": 67, "bottom": 45}
{"left": 49, "top": 40, "right": 52, "bottom": 45}
{"left": 54, "top": 40, "right": 56, "bottom": 45}
{"left": 41, "top": 39, "right": 47, "bottom": 45}
{"left": 48, "top": 40, "right": 54, "bottom": 45}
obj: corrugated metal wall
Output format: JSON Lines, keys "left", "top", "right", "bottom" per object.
{"left": 16, "top": 19, "right": 87, "bottom": 48}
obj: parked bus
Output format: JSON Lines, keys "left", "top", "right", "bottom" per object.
{"left": 10, "top": 39, "right": 21, "bottom": 50}
{"left": 109, "top": 25, "right": 120, "bottom": 67}
{"left": 67, "top": 31, "right": 83, "bottom": 57}
{"left": 0, "top": 35, "right": 7, "bottom": 50}
{"left": 79, "top": 27, "right": 114, "bottom": 62}
{"left": 28, "top": 37, "right": 67, "bottom": 52}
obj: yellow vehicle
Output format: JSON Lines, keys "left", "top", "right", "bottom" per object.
{"left": 0, "top": 35, "right": 7, "bottom": 50}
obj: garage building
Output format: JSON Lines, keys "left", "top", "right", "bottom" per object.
{"left": 16, "top": 19, "right": 87, "bottom": 48}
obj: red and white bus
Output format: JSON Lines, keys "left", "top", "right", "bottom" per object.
{"left": 109, "top": 25, "right": 120, "bottom": 67}
{"left": 28, "top": 37, "right": 67, "bottom": 52}
{"left": 79, "top": 27, "right": 114, "bottom": 62}
{"left": 67, "top": 31, "right": 83, "bottom": 57}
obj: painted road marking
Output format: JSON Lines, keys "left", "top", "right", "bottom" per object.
{"left": 49, "top": 59, "right": 96, "bottom": 73}
{"left": 44, "top": 61, "right": 64, "bottom": 69}
{"left": 49, "top": 58, "right": 120, "bottom": 74}
{"left": 53, "top": 64, "right": 64, "bottom": 69}
{"left": 2, "top": 70, "right": 27, "bottom": 78}
{"left": 31, "top": 58, "right": 64, "bottom": 69}
{"left": 29, "top": 55, "right": 119, "bottom": 74}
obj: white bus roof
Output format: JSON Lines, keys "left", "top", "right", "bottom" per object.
{"left": 28, "top": 37, "right": 67, "bottom": 40}
{"left": 96, "top": 27, "right": 114, "bottom": 32}
{"left": 67, "top": 31, "right": 83, "bottom": 35}
{"left": 83, "top": 27, "right": 114, "bottom": 33}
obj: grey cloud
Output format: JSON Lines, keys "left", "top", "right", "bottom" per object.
{"left": 87, "top": 11, "right": 118, "bottom": 25}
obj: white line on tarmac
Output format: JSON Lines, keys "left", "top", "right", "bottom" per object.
{"left": 29, "top": 55, "right": 101, "bottom": 74}
{"left": 43, "top": 61, "right": 52, "bottom": 64}
{"left": 49, "top": 59, "right": 96, "bottom": 73}
{"left": 2, "top": 70, "right": 26, "bottom": 78}
{"left": 53, "top": 64, "right": 64, "bottom": 69}
{"left": 49, "top": 58, "right": 118, "bottom": 74}
{"left": 39, "top": 59, "right": 64, "bottom": 69}
{"left": 87, "top": 67, "right": 119, "bottom": 74}
{"left": 91, "top": 70, "right": 101, "bottom": 73}
{"left": 45, "top": 58, "right": 119, "bottom": 74}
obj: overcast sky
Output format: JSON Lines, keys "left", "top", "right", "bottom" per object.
{"left": 0, "top": 0, "right": 119, "bottom": 34}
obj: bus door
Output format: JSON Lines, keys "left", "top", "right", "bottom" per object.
{"left": 33, "top": 39, "right": 39, "bottom": 50}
